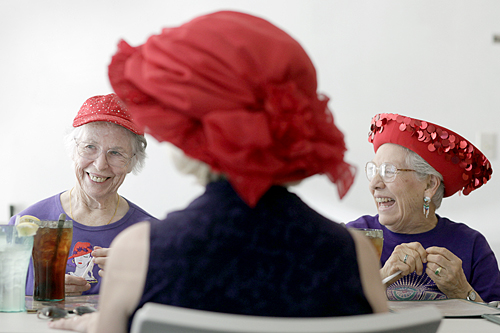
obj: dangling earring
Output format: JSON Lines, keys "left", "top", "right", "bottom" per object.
{"left": 423, "top": 196, "right": 431, "bottom": 218}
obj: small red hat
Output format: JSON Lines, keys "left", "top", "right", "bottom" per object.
{"left": 368, "top": 113, "right": 492, "bottom": 197}
{"left": 73, "top": 93, "right": 143, "bottom": 135}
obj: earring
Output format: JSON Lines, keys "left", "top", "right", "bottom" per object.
{"left": 423, "top": 196, "right": 431, "bottom": 218}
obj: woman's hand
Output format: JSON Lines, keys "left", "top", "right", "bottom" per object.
{"left": 381, "top": 242, "right": 428, "bottom": 284}
{"left": 65, "top": 275, "right": 91, "bottom": 296}
{"left": 92, "top": 246, "right": 110, "bottom": 277}
{"left": 425, "top": 246, "right": 483, "bottom": 301}
{"left": 48, "top": 312, "right": 98, "bottom": 332}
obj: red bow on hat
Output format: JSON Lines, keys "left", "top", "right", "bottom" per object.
{"left": 108, "top": 11, "right": 355, "bottom": 207}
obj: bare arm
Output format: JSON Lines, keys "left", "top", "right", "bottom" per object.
{"left": 49, "top": 221, "right": 150, "bottom": 333}
{"left": 349, "top": 230, "right": 389, "bottom": 313}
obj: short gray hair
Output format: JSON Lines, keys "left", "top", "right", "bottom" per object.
{"left": 64, "top": 122, "right": 147, "bottom": 175}
{"left": 167, "top": 143, "right": 222, "bottom": 185}
{"left": 402, "top": 147, "right": 445, "bottom": 209}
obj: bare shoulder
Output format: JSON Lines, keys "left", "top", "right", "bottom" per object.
{"left": 348, "top": 229, "right": 389, "bottom": 313}
{"left": 95, "top": 221, "right": 151, "bottom": 333}
{"left": 111, "top": 221, "right": 151, "bottom": 248}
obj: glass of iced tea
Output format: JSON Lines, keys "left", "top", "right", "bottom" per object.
{"left": 354, "top": 228, "right": 383, "bottom": 260}
{"left": 32, "top": 220, "right": 73, "bottom": 301}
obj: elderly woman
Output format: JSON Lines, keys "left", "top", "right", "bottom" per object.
{"left": 347, "top": 113, "right": 500, "bottom": 303}
{"left": 10, "top": 93, "right": 158, "bottom": 295}
{"left": 49, "top": 10, "right": 387, "bottom": 333}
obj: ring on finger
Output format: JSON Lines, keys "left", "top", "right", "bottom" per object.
{"left": 435, "top": 267, "right": 442, "bottom": 276}
{"left": 403, "top": 254, "right": 409, "bottom": 264}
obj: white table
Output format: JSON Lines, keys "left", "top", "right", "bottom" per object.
{"left": 1, "top": 312, "right": 499, "bottom": 333}
{"left": 0, "top": 295, "right": 99, "bottom": 332}
{"left": 437, "top": 318, "right": 499, "bottom": 332}
{"left": 0, "top": 312, "right": 71, "bottom": 332}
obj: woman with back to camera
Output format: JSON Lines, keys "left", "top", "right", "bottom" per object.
{"left": 348, "top": 113, "right": 500, "bottom": 302}
{"left": 10, "top": 93, "right": 158, "bottom": 296}
{"left": 49, "top": 11, "right": 387, "bottom": 333}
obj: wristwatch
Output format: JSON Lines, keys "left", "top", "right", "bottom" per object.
{"left": 466, "top": 289, "right": 477, "bottom": 301}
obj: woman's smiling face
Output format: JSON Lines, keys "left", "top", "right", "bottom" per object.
{"left": 73, "top": 122, "right": 133, "bottom": 200}
{"left": 369, "top": 143, "right": 428, "bottom": 233}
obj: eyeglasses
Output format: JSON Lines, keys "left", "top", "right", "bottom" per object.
{"left": 75, "top": 140, "right": 134, "bottom": 168}
{"left": 37, "top": 305, "right": 96, "bottom": 319}
{"left": 365, "top": 162, "right": 416, "bottom": 183}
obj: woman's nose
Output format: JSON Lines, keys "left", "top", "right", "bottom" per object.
{"left": 93, "top": 151, "right": 109, "bottom": 170}
{"left": 369, "top": 172, "right": 385, "bottom": 191}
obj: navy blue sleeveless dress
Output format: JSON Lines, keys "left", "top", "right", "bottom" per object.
{"left": 129, "top": 180, "right": 372, "bottom": 329}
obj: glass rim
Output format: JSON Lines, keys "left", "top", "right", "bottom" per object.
{"left": 34, "top": 220, "right": 73, "bottom": 228}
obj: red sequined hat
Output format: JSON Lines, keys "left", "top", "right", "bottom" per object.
{"left": 368, "top": 113, "right": 492, "bottom": 197}
{"left": 73, "top": 93, "right": 143, "bottom": 135}
{"left": 108, "top": 11, "right": 355, "bottom": 207}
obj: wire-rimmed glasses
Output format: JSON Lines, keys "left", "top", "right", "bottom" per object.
{"left": 365, "top": 162, "right": 416, "bottom": 183}
{"left": 75, "top": 140, "right": 134, "bottom": 168}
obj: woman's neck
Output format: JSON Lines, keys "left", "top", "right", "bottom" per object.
{"left": 387, "top": 213, "right": 439, "bottom": 234}
{"left": 63, "top": 187, "right": 126, "bottom": 226}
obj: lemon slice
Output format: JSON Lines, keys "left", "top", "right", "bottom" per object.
{"left": 16, "top": 222, "right": 39, "bottom": 237}
{"left": 18, "top": 215, "right": 40, "bottom": 224}
{"left": 16, "top": 215, "right": 40, "bottom": 236}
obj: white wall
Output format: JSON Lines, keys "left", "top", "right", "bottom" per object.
{"left": 1, "top": 1, "right": 500, "bottom": 258}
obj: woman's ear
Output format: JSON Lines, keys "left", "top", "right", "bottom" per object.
{"left": 424, "top": 174, "right": 441, "bottom": 199}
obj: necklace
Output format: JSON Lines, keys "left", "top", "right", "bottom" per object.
{"left": 69, "top": 188, "right": 120, "bottom": 225}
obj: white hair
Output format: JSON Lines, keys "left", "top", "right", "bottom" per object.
{"left": 166, "top": 143, "right": 223, "bottom": 185}
{"left": 402, "top": 147, "right": 445, "bottom": 209}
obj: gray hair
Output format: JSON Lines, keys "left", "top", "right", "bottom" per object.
{"left": 167, "top": 143, "right": 223, "bottom": 185}
{"left": 402, "top": 147, "right": 445, "bottom": 209}
{"left": 166, "top": 143, "right": 302, "bottom": 188}
{"left": 64, "top": 122, "right": 147, "bottom": 175}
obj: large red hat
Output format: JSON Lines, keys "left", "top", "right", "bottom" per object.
{"left": 108, "top": 11, "right": 355, "bottom": 207}
{"left": 368, "top": 113, "right": 492, "bottom": 197}
{"left": 73, "top": 93, "right": 144, "bottom": 135}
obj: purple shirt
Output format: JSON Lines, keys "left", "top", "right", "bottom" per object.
{"left": 9, "top": 193, "right": 158, "bottom": 295}
{"left": 347, "top": 215, "right": 500, "bottom": 302}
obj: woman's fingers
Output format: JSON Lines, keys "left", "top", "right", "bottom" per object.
{"left": 65, "top": 275, "right": 90, "bottom": 295}
{"left": 92, "top": 246, "right": 110, "bottom": 270}
{"left": 382, "top": 242, "right": 427, "bottom": 280}
{"left": 425, "top": 246, "right": 471, "bottom": 299}
{"left": 395, "top": 242, "right": 427, "bottom": 275}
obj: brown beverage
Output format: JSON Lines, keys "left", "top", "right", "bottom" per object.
{"left": 32, "top": 220, "right": 73, "bottom": 301}
{"left": 354, "top": 228, "right": 383, "bottom": 260}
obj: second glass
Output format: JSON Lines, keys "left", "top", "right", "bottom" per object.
{"left": 0, "top": 224, "right": 34, "bottom": 312}
{"left": 354, "top": 228, "right": 384, "bottom": 260}
{"left": 32, "top": 220, "right": 73, "bottom": 301}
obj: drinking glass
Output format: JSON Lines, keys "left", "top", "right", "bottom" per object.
{"left": 32, "top": 220, "right": 73, "bottom": 301}
{"left": 354, "top": 228, "right": 384, "bottom": 260}
{"left": 0, "top": 224, "right": 34, "bottom": 312}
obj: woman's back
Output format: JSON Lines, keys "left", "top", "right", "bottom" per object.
{"left": 134, "top": 180, "right": 372, "bottom": 318}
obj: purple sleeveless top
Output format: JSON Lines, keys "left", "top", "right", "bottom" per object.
{"left": 129, "top": 180, "right": 372, "bottom": 329}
